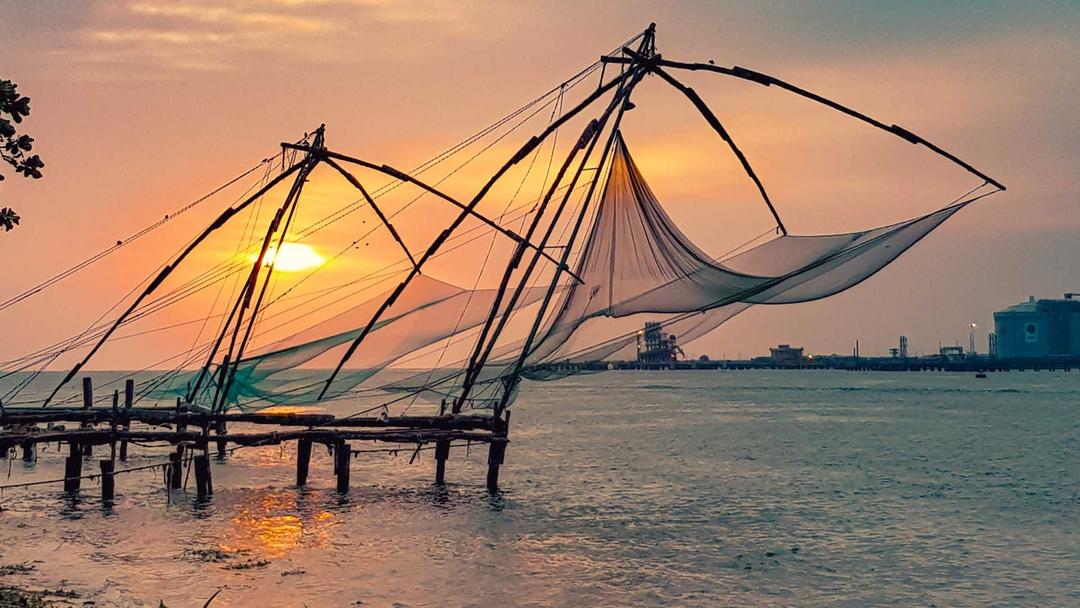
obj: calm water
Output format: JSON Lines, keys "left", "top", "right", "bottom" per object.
{"left": 1, "top": 371, "right": 1077, "bottom": 607}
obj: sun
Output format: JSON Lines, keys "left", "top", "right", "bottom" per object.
{"left": 250, "top": 242, "right": 324, "bottom": 272}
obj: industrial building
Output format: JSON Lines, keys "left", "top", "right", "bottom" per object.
{"left": 769, "top": 344, "right": 805, "bottom": 366}
{"left": 993, "top": 294, "right": 1080, "bottom": 358}
{"left": 637, "top": 322, "right": 682, "bottom": 363}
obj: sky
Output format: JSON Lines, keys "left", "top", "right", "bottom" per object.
{"left": 0, "top": 0, "right": 1078, "bottom": 369}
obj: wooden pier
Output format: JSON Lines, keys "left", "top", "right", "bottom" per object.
{"left": 0, "top": 378, "right": 510, "bottom": 503}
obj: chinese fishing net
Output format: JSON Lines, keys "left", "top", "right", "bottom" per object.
{"left": 155, "top": 132, "right": 990, "bottom": 411}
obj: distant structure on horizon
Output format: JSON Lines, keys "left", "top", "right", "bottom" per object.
{"left": 637, "top": 322, "right": 682, "bottom": 363}
{"left": 889, "top": 335, "right": 910, "bottom": 358}
{"left": 770, "top": 344, "right": 805, "bottom": 367}
{"left": 993, "top": 294, "right": 1080, "bottom": 358}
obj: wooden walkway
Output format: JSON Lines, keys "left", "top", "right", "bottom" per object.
{"left": 0, "top": 378, "right": 509, "bottom": 503}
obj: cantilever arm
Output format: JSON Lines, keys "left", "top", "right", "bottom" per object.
{"left": 649, "top": 63, "right": 789, "bottom": 235}
{"left": 323, "top": 158, "right": 418, "bottom": 270}
{"left": 608, "top": 56, "right": 1006, "bottom": 191}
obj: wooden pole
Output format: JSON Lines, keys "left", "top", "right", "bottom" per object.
{"left": 434, "top": 439, "right": 450, "bottom": 485}
{"left": 81, "top": 377, "right": 93, "bottom": 456}
{"left": 119, "top": 379, "right": 133, "bottom": 461}
{"left": 296, "top": 438, "right": 312, "bottom": 486}
{"left": 334, "top": 440, "right": 350, "bottom": 494}
{"left": 216, "top": 420, "right": 227, "bottom": 459}
{"left": 175, "top": 397, "right": 186, "bottom": 434}
{"left": 168, "top": 451, "right": 182, "bottom": 490}
{"left": 194, "top": 454, "right": 212, "bottom": 499}
{"left": 99, "top": 459, "right": 115, "bottom": 502}
{"left": 486, "top": 440, "right": 507, "bottom": 492}
{"left": 21, "top": 441, "right": 34, "bottom": 463}
{"left": 63, "top": 442, "right": 82, "bottom": 493}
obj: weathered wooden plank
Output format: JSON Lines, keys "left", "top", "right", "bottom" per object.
{"left": 0, "top": 427, "right": 496, "bottom": 450}
{"left": 0, "top": 408, "right": 496, "bottom": 431}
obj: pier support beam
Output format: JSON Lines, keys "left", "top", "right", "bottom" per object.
{"left": 81, "top": 377, "right": 93, "bottom": 457}
{"left": 168, "top": 451, "right": 183, "bottom": 490}
{"left": 99, "top": 459, "right": 115, "bottom": 502}
{"left": 119, "top": 379, "right": 134, "bottom": 461}
{"left": 63, "top": 442, "right": 82, "bottom": 493}
{"left": 434, "top": 439, "right": 450, "bottom": 485}
{"left": 194, "top": 454, "right": 213, "bottom": 499}
{"left": 215, "top": 421, "right": 227, "bottom": 459}
{"left": 21, "top": 441, "right": 35, "bottom": 464}
{"left": 296, "top": 438, "right": 312, "bottom": 486}
{"left": 334, "top": 440, "right": 350, "bottom": 494}
{"left": 486, "top": 440, "right": 506, "bottom": 492}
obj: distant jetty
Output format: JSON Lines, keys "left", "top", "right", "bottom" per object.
{"left": 550, "top": 355, "right": 1080, "bottom": 373}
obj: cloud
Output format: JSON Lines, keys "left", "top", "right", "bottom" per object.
{"left": 35, "top": 0, "right": 503, "bottom": 80}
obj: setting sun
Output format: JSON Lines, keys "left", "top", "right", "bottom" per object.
{"left": 250, "top": 242, "right": 324, "bottom": 272}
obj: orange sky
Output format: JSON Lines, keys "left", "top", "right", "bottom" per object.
{"left": 1, "top": 1, "right": 1077, "bottom": 368}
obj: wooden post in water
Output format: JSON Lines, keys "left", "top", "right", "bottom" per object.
{"left": 296, "top": 438, "right": 312, "bottom": 486}
{"left": 175, "top": 397, "right": 186, "bottom": 434}
{"left": 485, "top": 440, "right": 506, "bottom": 492}
{"left": 215, "top": 421, "right": 227, "bottom": 459}
{"left": 21, "top": 441, "right": 35, "bottom": 463}
{"left": 334, "top": 440, "right": 350, "bottom": 494}
{"left": 434, "top": 439, "right": 450, "bottom": 485}
{"left": 168, "top": 451, "right": 182, "bottom": 490}
{"left": 110, "top": 389, "right": 119, "bottom": 461}
{"left": 64, "top": 442, "right": 82, "bottom": 493}
{"left": 99, "top": 459, "right": 115, "bottom": 502}
{"left": 194, "top": 454, "right": 212, "bottom": 499}
{"left": 81, "top": 377, "right": 93, "bottom": 457}
{"left": 119, "top": 379, "right": 133, "bottom": 461}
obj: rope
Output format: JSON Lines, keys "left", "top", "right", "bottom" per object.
{"left": 2, "top": 31, "right": 644, "bottom": 408}
{"left": 0, "top": 155, "right": 280, "bottom": 312}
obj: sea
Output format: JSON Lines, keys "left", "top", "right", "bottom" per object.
{"left": 0, "top": 370, "right": 1077, "bottom": 607}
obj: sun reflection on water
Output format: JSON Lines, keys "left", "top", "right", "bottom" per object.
{"left": 222, "top": 490, "right": 338, "bottom": 557}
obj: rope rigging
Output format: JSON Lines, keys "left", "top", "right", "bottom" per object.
{"left": 1, "top": 24, "right": 1007, "bottom": 422}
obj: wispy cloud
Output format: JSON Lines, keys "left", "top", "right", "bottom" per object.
{"left": 38, "top": 0, "right": 502, "bottom": 80}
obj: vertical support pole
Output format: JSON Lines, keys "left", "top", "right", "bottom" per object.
{"left": 21, "top": 441, "right": 35, "bottom": 463}
{"left": 486, "top": 440, "right": 507, "bottom": 492}
{"left": 64, "top": 442, "right": 82, "bottom": 493}
{"left": 334, "top": 440, "right": 350, "bottom": 494}
{"left": 296, "top": 438, "right": 312, "bottom": 486}
{"left": 216, "top": 421, "right": 227, "bottom": 459}
{"left": 81, "top": 377, "right": 93, "bottom": 456}
{"left": 119, "top": 379, "right": 133, "bottom": 461}
{"left": 168, "top": 451, "right": 182, "bottom": 490}
{"left": 110, "top": 389, "right": 119, "bottom": 461}
{"left": 175, "top": 397, "right": 186, "bottom": 434}
{"left": 82, "top": 376, "right": 93, "bottom": 408}
{"left": 194, "top": 454, "right": 212, "bottom": 499}
{"left": 99, "top": 459, "right": 115, "bottom": 502}
{"left": 434, "top": 439, "right": 450, "bottom": 485}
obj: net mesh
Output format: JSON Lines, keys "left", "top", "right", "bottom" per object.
{"left": 152, "top": 132, "right": 979, "bottom": 411}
